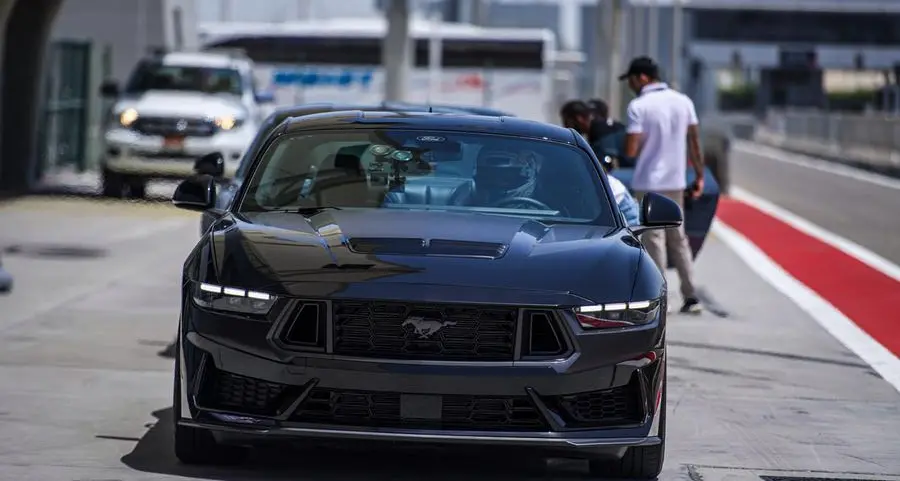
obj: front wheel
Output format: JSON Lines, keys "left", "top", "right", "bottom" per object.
{"left": 127, "top": 177, "right": 147, "bottom": 199}
{"left": 172, "top": 349, "right": 248, "bottom": 465}
{"left": 174, "top": 423, "right": 247, "bottom": 465}
{"left": 101, "top": 169, "right": 124, "bottom": 198}
{"left": 588, "top": 375, "right": 666, "bottom": 479}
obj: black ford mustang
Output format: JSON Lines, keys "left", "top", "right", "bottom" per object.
{"left": 171, "top": 111, "right": 683, "bottom": 479}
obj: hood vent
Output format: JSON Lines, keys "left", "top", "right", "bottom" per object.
{"left": 348, "top": 238, "right": 508, "bottom": 259}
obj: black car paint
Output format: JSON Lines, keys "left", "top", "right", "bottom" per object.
{"left": 176, "top": 111, "right": 669, "bottom": 466}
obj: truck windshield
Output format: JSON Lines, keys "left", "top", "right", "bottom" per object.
{"left": 124, "top": 61, "right": 242, "bottom": 96}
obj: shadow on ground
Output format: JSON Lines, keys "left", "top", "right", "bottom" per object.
{"left": 120, "top": 407, "right": 602, "bottom": 481}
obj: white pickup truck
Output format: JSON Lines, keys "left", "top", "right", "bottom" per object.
{"left": 99, "top": 50, "right": 273, "bottom": 198}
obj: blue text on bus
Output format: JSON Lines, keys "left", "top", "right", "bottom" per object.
{"left": 272, "top": 68, "right": 375, "bottom": 88}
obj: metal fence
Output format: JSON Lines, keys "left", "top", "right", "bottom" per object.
{"left": 757, "top": 108, "right": 900, "bottom": 170}
{"left": 35, "top": 39, "right": 111, "bottom": 181}
{"left": 38, "top": 40, "right": 92, "bottom": 175}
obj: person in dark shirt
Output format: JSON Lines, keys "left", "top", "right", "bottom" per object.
{"left": 559, "top": 99, "right": 593, "bottom": 137}
{"left": 559, "top": 99, "right": 639, "bottom": 226}
{"left": 586, "top": 98, "right": 629, "bottom": 166}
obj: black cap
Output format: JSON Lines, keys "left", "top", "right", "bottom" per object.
{"left": 619, "top": 56, "right": 659, "bottom": 81}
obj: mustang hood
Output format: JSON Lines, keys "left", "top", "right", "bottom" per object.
{"left": 115, "top": 91, "right": 246, "bottom": 119}
{"left": 209, "top": 209, "right": 643, "bottom": 306}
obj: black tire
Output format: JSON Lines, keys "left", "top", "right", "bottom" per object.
{"left": 588, "top": 375, "right": 666, "bottom": 479}
{"left": 172, "top": 347, "right": 248, "bottom": 465}
{"left": 127, "top": 177, "right": 147, "bottom": 199}
{"left": 102, "top": 169, "right": 124, "bottom": 198}
{"left": 0, "top": 269, "right": 12, "bottom": 294}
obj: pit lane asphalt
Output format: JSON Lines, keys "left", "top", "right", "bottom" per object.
{"left": 0, "top": 195, "right": 898, "bottom": 481}
{"left": 729, "top": 140, "right": 900, "bottom": 265}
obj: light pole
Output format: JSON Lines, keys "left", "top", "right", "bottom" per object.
{"left": 607, "top": 0, "right": 626, "bottom": 118}
{"left": 671, "top": 0, "right": 684, "bottom": 89}
{"left": 648, "top": 0, "right": 659, "bottom": 60}
{"left": 382, "top": 0, "right": 412, "bottom": 102}
{"left": 427, "top": 6, "right": 444, "bottom": 104}
{"left": 592, "top": 0, "right": 608, "bottom": 98}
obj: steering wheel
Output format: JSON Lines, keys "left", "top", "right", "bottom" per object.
{"left": 492, "top": 197, "right": 553, "bottom": 210}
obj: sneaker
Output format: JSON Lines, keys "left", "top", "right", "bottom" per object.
{"left": 680, "top": 297, "right": 703, "bottom": 314}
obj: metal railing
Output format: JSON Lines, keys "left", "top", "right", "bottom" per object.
{"left": 756, "top": 108, "right": 900, "bottom": 171}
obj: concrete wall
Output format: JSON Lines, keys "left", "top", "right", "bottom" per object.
{"left": 52, "top": 0, "right": 199, "bottom": 84}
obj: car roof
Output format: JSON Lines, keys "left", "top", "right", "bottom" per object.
{"left": 268, "top": 102, "right": 512, "bottom": 122}
{"left": 282, "top": 110, "right": 576, "bottom": 144}
{"left": 161, "top": 51, "right": 249, "bottom": 70}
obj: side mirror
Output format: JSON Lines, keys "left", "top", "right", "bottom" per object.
{"left": 194, "top": 152, "right": 225, "bottom": 178}
{"left": 173, "top": 175, "right": 217, "bottom": 211}
{"left": 255, "top": 92, "right": 275, "bottom": 104}
{"left": 100, "top": 80, "right": 119, "bottom": 98}
{"left": 631, "top": 192, "right": 683, "bottom": 235}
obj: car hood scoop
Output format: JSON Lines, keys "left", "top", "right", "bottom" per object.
{"left": 215, "top": 209, "right": 641, "bottom": 304}
{"left": 347, "top": 237, "right": 508, "bottom": 259}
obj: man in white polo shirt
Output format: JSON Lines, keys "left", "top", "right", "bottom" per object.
{"left": 620, "top": 56, "right": 705, "bottom": 314}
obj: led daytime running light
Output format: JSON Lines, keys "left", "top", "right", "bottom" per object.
{"left": 199, "top": 282, "right": 271, "bottom": 300}
{"left": 194, "top": 282, "right": 276, "bottom": 316}
{"left": 574, "top": 299, "right": 660, "bottom": 329}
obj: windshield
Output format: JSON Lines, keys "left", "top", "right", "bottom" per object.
{"left": 238, "top": 129, "right": 616, "bottom": 225}
{"left": 124, "top": 61, "right": 243, "bottom": 96}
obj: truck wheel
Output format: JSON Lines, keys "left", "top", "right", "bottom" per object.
{"left": 0, "top": 266, "right": 12, "bottom": 294}
{"left": 127, "top": 177, "right": 147, "bottom": 200}
{"left": 101, "top": 169, "right": 124, "bottom": 198}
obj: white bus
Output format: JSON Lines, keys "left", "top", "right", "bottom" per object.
{"left": 197, "top": 18, "right": 559, "bottom": 122}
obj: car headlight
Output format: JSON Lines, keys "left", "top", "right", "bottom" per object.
{"left": 574, "top": 299, "right": 662, "bottom": 329}
{"left": 214, "top": 115, "right": 243, "bottom": 131}
{"left": 193, "top": 282, "right": 277, "bottom": 315}
{"left": 118, "top": 108, "right": 139, "bottom": 128}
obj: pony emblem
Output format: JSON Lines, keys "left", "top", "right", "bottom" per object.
{"left": 402, "top": 316, "right": 457, "bottom": 339}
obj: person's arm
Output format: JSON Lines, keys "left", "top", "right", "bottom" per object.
{"left": 623, "top": 102, "right": 642, "bottom": 165}
{"left": 619, "top": 193, "right": 641, "bottom": 226}
{"left": 686, "top": 99, "right": 705, "bottom": 198}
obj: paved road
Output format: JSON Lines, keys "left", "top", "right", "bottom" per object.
{"left": 730, "top": 140, "right": 900, "bottom": 264}
{"left": 0, "top": 196, "right": 898, "bottom": 481}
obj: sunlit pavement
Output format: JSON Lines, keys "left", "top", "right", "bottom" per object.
{"left": 0, "top": 187, "right": 898, "bottom": 481}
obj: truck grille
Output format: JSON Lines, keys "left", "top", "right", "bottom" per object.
{"left": 332, "top": 301, "right": 518, "bottom": 361}
{"left": 132, "top": 116, "right": 216, "bottom": 137}
{"left": 292, "top": 388, "right": 546, "bottom": 431}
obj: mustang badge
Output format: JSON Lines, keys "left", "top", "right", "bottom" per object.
{"left": 402, "top": 316, "right": 457, "bottom": 339}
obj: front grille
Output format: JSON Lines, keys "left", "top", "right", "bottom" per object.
{"left": 332, "top": 301, "right": 518, "bottom": 361}
{"left": 292, "top": 388, "right": 546, "bottom": 431}
{"left": 132, "top": 150, "right": 196, "bottom": 160}
{"left": 546, "top": 375, "right": 644, "bottom": 428}
{"left": 196, "top": 363, "right": 296, "bottom": 416}
{"left": 132, "top": 116, "right": 216, "bottom": 137}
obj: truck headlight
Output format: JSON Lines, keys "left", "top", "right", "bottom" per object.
{"left": 574, "top": 299, "right": 661, "bottom": 329}
{"left": 214, "top": 115, "right": 243, "bottom": 131}
{"left": 193, "top": 282, "right": 277, "bottom": 316}
{"left": 119, "top": 108, "right": 139, "bottom": 128}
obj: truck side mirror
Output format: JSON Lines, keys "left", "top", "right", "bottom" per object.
{"left": 100, "top": 80, "right": 120, "bottom": 98}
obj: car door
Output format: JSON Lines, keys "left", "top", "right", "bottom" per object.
{"left": 612, "top": 165, "right": 720, "bottom": 260}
